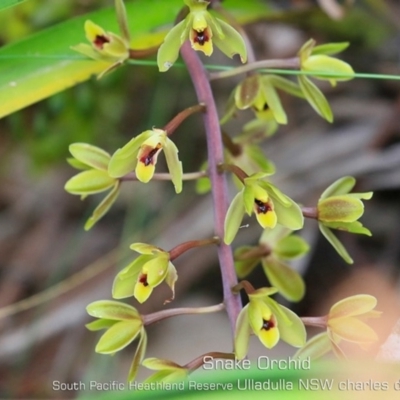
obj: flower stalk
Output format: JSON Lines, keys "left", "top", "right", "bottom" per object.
{"left": 181, "top": 41, "right": 242, "bottom": 334}
{"left": 143, "top": 303, "right": 225, "bottom": 326}
{"left": 169, "top": 237, "right": 220, "bottom": 261}
{"left": 163, "top": 103, "right": 207, "bottom": 135}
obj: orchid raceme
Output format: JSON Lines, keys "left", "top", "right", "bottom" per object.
{"left": 235, "top": 287, "right": 306, "bottom": 359}
{"left": 64, "top": 143, "right": 120, "bottom": 230}
{"left": 157, "top": 0, "right": 247, "bottom": 72}
{"left": 142, "top": 358, "right": 189, "bottom": 383}
{"left": 224, "top": 173, "right": 303, "bottom": 244}
{"left": 317, "top": 176, "right": 373, "bottom": 264}
{"left": 108, "top": 128, "right": 183, "bottom": 193}
{"left": 86, "top": 300, "right": 147, "bottom": 381}
{"left": 296, "top": 295, "right": 380, "bottom": 360}
{"left": 235, "top": 226, "right": 309, "bottom": 302}
{"left": 112, "top": 243, "right": 178, "bottom": 304}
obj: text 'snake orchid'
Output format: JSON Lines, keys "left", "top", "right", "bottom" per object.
{"left": 157, "top": 0, "right": 247, "bottom": 72}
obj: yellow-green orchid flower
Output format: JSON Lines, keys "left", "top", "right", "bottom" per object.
{"left": 234, "top": 287, "right": 306, "bottom": 359}
{"left": 108, "top": 128, "right": 183, "bottom": 193}
{"left": 224, "top": 173, "right": 303, "bottom": 244}
{"left": 112, "top": 243, "right": 178, "bottom": 304}
{"left": 158, "top": 0, "right": 247, "bottom": 72}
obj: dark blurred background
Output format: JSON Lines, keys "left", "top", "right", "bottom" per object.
{"left": 0, "top": 0, "right": 400, "bottom": 398}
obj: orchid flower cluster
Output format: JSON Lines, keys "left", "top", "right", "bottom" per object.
{"left": 65, "top": 0, "right": 380, "bottom": 383}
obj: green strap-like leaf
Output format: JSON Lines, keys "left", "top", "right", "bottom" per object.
{"left": 0, "top": 0, "right": 270, "bottom": 119}
{"left": 0, "top": 0, "right": 30, "bottom": 12}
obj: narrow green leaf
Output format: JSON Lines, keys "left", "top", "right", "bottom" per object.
{"left": 320, "top": 176, "right": 355, "bottom": 200}
{"left": 84, "top": 182, "right": 120, "bottom": 230}
{"left": 319, "top": 223, "right": 353, "bottom": 264}
{"left": 64, "top": 170, "right": 116, "bottom": 195}
{"left": 86, "top": 300, "right": 140, "bottom": 320}
{"left": 69, "top": 143, "right": 111, "bottom": 171}
{"left": 298, "top": 75, "right": 333, "bottom": 123}
{"left": 95, "top": 319, "right": 142, "bottom": 354}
